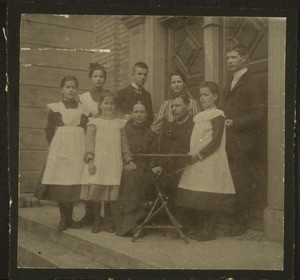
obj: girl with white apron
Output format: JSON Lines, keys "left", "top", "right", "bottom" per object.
{"left": 176, "top": 81, "right": 235, "bottom": 241}
{"left": 36, "top": 76, "right": 89, "bottom": 231}
{"left": 80, "top": 91, "right": 127, "bottom": 233}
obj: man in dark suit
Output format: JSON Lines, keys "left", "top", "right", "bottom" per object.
{"left": 117, "top": 62, "right": 154, "bottom": 124}
{"left": 219, "top": 44, "right": 265, "bottom": 236}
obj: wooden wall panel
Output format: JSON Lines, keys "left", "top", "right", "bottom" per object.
{"left": 19, "top": 108, "right": 47, "bottom": 129}
{"left": 20, "top": 20, "right": 94, "bottom": 49}
{"left": 19, "top": 172, "right": 41, "bottom": 193}
{"left": 20, "top": 49, "right": 93, "bottom": 71}
{"left": 21, "top": 14, "right": 95, "bottom": 32}
{"left": 20, "top": 151, "right": 48, "bottom": 171}
{"left": 19, "top": 129, "right": 48, "bottom": 150}
{"left": 20, "top": 86, "right": 61, "bottom": 108}
{"left": 20, "top": 65, "right": 90, "bottom": 90}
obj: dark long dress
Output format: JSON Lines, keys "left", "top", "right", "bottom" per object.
{"left": 116, "top": 121, "right": 159, "bottom": 236}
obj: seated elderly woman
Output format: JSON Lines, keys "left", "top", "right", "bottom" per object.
{"left": 116, "top": 101, "right": 162, "bottom": 237}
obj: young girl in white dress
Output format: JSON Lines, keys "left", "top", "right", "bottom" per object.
{"left": 81, "top": 91, "right": 127, "bottom": 233}
{"left": 78, "top": 63, "right": 107, "bottom": 226}
{"left": 176, "top": 81, "right": 235, "bottom": 241}
{"left": 37, "top": 76, "right": 89, "bottom": 231}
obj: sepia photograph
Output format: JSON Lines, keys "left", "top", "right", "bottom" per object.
{"left": 8, "top": 5, "right": 296, "bottom": 277}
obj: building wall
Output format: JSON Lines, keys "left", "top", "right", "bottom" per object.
{"left": 19, "top": 14, "right": 95, "bottom": 194}
{"left": 94, "top": 16, "right": 130, "bottom": 92}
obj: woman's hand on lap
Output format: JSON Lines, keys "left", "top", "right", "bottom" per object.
{"left": 151, "top": 166, "right": 163, "bottom": 176}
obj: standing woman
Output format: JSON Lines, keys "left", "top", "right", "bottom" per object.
{"left": 150, "top": 69, "right": 200, "bottom": 134}
{"left": 78, "top": 62, "right": 107, "bottom": 226}
{"left": 35, "top": 76, "right": 89, "bottom": 231}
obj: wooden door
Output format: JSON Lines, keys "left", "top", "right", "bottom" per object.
{"left": 166, "top": 17, "right": 204, "bottom": 99}
{"left": 223, "top": 17, "right": 268, "bottom": 223}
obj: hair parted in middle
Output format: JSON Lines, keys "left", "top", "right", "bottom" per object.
{"left": 199, "top": 81, "right": 220, "bottom": 96}
{"left": 60, "top": 75, "right": 79, "bottom": 88}
{"left": 169, "top": 69, "right": 187, "bottom": 84}
{"left": 88, "top": 62, "right": 107, "bottom": 80}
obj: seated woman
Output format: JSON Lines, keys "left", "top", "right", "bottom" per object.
{"left": 150, "top": 69, "right": 200, "bottom": 134}
{"left": 116, "top": 101, "right": 162, "bottom": 237}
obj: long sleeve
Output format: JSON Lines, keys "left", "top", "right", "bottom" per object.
{"left": 79, "top": 114, "right": 89, "bottom": 132}
{"left": 84, "top": 124, "right": 96, "bottom": 162}
{"left": 198, "top": 115, "right": 225, "bottom": 160}
{"left": 231, "top": 83, "right": 264, "bottom": 130}
{"left": 121, "top": 127, "right": 133, "bottom": 163}
{"left": 150, "top": 100, "right": 168, "bottom": 134}
{"left": 146, "top": 94, "right": 154, "bottom": 124}
{"left": 44, "top": 109, "right": 58, "bottom": 144}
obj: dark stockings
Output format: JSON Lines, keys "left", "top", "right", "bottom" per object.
{"left": 57, "top": 202, "right": 81, "bottom": 231}
{"left": 91, "top": 202, "right": 102, "bottom": 233}
{"left": 196, "top": 210, "right": 219, "bottom": 241}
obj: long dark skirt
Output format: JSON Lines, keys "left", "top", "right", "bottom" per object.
{"left": 34, "top": 161, "right": 81, "bottom": 203}
{"left": 35, "top": 183, "right": 81, "bottom": 203}
{"left": 175, "top": 188, "right": 235, "bottom": 213}
{"left": 116, "top": 168, "right": 155, "bottom": 236}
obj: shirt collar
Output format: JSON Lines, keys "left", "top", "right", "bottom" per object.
{"left": 175, "top": 114, "right": 190, "bottom": 125}
{"left": 131, "top": 82, "right": 143, "bottom": 94}
{"left": 233, "top": 67, "right": 248, "bottom": 80}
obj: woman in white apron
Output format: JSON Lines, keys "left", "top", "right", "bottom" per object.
{"left": 36, "top": 76, "right": 89, "bottom": 231}
{"left": 176, "top": 81, "right": 235, "bottom": 241}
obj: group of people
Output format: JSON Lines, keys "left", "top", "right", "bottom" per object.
{"left": 35, "top": 43, "right": 265, "bottom": 242}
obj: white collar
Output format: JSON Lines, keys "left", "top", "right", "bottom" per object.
{"left": 176, "top": 114, "right": 189, "bottom": 125}
{"left": 233, "top": 67, "right": 248, "bottom": 80}
{"left": 131, "top": 82, "right": 143, "bottom": 93}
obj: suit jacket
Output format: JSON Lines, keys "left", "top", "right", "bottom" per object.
{"left": 219, "top": 71, "right": 265, "bottom": 154}
{"left": 117, "top": 85, "right": 154, "bottom": 124}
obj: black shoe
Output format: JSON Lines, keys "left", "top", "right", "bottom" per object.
{"left": 57, "top": 221, "right": 68, "bottom": 232}
{"left": 104, "top": 223, "right": 116, "bottom": 233}
{"left": 196, "top": 229, "right": 217, "bottom": 242}
{"left": 171, "top": 231, "right": 181, "bottom": 239}
{"left": 187, "top": 229, "right": 198, "bottom": 239}
{"left": 224, "top": 225, "right": 247, "bottom": 236}
{"left": 78, "top": 213, "right": 94, "bottom": 226}
{"left": 68, "top": 220, "right": 81, "bottom": 229}
{"left": 91, "top": 222, "right": 102, "bottom": 233}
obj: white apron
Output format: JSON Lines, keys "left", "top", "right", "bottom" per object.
{"left": 81, "top": 118, "right": 127, "bottom": 186}
{"left": 79, "top": 91, "right": 99, "bottom": 117}
{"left": 178, "top": 109, "right": 235, "bottom": 195}
{"left": 41, "top": 102, "right": 86, "bottom": 185}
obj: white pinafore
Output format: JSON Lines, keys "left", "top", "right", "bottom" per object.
{"left": 79, "top": 92, "right": 99, "bottom": 117}
{"left": 41, "top": 102, "right": 86, "bottom": 185}
{"left": 178, "top": 109, "right": 235, "bottom": 195}
{"left": 81, "top": 118, "right": 127, "bottom": 187}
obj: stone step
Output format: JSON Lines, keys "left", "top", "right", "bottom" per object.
{"left": 18, "top": 206, "right": 283, "bottom": 270}
{"left": 18, "top": 211, "right": 155, "bottom": 269}
{"left": 18, "top": 229, "right": 105, "bottom": 268}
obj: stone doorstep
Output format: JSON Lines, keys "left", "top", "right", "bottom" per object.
{"left": 18, "top": 216, "right": 154, "bottom": 269}
{"left": 18, "top": 230, "right": 106, "bottom": 269}
{"left": 18, "top": 206, "right": 284, "bottom": 270}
